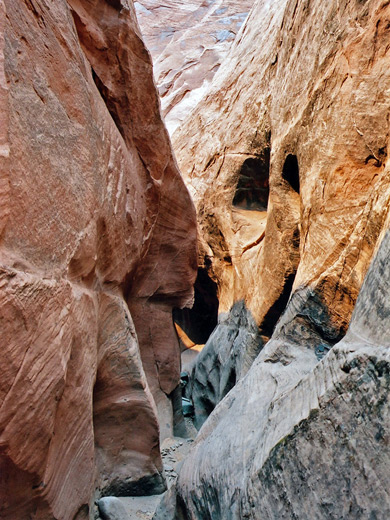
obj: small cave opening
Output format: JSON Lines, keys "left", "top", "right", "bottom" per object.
{"left": 233, "top": 149, "right": 270, "bottom": 211}
{"left": 173, "top": 268, "right": 219, "bottom": 345}
{"left": 282, "top": 154, "right": 300, "bottom": 193}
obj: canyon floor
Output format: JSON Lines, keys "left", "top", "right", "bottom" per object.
{"left": 110, "top": 435, "right": 196, "bottom": 520}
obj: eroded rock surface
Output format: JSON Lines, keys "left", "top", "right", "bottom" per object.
{"left": 0, "top": 1, "right": 197, "bottom": 518}
{"left": 173, "top": 0, "right": 390, "bottom": 424}
{"left": 186, "top": 300, "right": 262, "bottom": 428}
{"left": 153, "top": 0, "right": 390, "bottom": 517}
{"left": 135, "top": 0, "right": 253, "bottom": 134}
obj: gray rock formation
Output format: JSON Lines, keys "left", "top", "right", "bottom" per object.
{"left": 97, "top": 497, "right": 130, "bottom": 520}
{"left": 186, "top": 301, "right": 263, "bottom": 429}
{"left": 155, "top": 229, "right": 390, "bottom": 518}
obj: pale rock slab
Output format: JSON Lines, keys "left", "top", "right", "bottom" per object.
{"left": 98, "top": 497, "right": 131, "bottom": 520}
{"left": 158, "top": 227, "right": 390, "bottom": 519}
{"left": 135, "top": 0, "right": 254, "bottom": 134}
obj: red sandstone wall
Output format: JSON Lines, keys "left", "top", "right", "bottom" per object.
{"left": 0, "top": 1, "right": 197, "bottom": 518}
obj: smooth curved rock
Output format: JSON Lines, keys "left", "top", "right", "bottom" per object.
{"left": 97, "top": 497, "right": 130, "bottom": 520}
{"left": 161, "top": 227, "right": 390, "bottom": 519}
{"left": 187, "top": 300, "right": 263, "bottom": 429}
{"left": 0, "top": 1, "right": 197, "bottom": 518}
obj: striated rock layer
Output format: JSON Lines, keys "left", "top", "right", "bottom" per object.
{"left": 154, "top": 0, "right": 390, "bottom": 517}
{"left": 160, "top": 226, "right": 390, "bottom": 519}
{"left": 0, "top": 1, "right": 197, "bottom": 519}
{"left": 135, "top": 0, "right": 253, "bottom": 134}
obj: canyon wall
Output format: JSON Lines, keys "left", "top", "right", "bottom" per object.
{"left": 173, "top": 0, "right": 390, "bottom": 426}
{"left": 135, "top": 0, "right": 253, "bottom": 134}
{"left": 154, "top": 0, "right": 390, "bottom": 517}
{"left": 0, "top": 1, "right": 197, "bottom": 519}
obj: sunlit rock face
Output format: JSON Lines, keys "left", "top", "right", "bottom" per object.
{"left": 135, "top": 0, "right": 254, "bottom": 134}
{"left": 152, "top": 0, "right": 390, "bottom": 517}
{"left": 172, "top": 0, "right": 390, "bottom": 425}
{"left": 0, "top": 1, "right": 197, "bottom": 518}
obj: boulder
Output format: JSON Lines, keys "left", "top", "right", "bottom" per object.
{"left": 97, "top": 497, "right": 130, "bottom": 520}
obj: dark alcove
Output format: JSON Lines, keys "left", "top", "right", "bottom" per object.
{"left": 282, "top": 154, "right": 300, "bottom": 193}
{"left": 173, "top": 268, "right": 219, "bottom": 345}
{"left": 233, "top": 149, "right": 270, "bottom": 211}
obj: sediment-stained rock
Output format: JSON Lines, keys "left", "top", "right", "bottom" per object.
{"left": 135, "top": 0, "right": 253, "bottom": 134}
{"left": 173, "top": 0, "right": 390, "bottom": 423}
{"left": 0, "top": 1, "right": 196, "bottom": 518}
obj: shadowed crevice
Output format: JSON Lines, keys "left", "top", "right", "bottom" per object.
{"left": 173, "top": 268, "right": 219, "bottom": 345}
{"left": 261, "top": 272, "right": 297, "bottom": 338}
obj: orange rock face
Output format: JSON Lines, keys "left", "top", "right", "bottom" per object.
{"left": 0, "top": 1, "right": 197, "bottom": 518}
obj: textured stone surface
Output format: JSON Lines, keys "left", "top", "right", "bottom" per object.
{"left": 154, "top": 0, "right": 390, "bottom": 517}
{"left": 160, "top": 227, "right": 390, "bottom": 519}
{"left": 187, "top": 301, "right": 262, "bottom": 429}
{"left": 0, "top": 1, "right": 196, "bottom": 519}
{"left": 174, "top": 0, "right": 390, "bottom": 424}
{"left": 135, "top": 0, "right": 253, "bottom": 134}
{"left": 98, "top": 497, "right": 130, "bottom": 520}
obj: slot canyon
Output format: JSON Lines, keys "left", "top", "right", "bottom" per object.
{"left": 1, "top": 1, "right": 390, "bottom": 519}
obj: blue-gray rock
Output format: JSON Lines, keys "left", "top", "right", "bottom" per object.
{"left": 97, "top": 497, "right": 130, "bottom": 520}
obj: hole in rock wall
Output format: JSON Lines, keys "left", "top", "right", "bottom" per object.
{"left": 173, "top": 268, "right": 219, "bottom": 345}
{"left": 233, "top": 149, "right": 270, "bottom": 210}
{"left": 282, "top": 154, "right": 300, "bottom": 193}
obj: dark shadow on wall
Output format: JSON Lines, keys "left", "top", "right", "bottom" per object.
{"left": 261, "top": 272, "right": 297, "bottom": 338}
{"left": 233, "top": 149, "right": 271, "bottom": 210}
{"left": 173, "top": 268, "right": 219, "bottom": 345}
